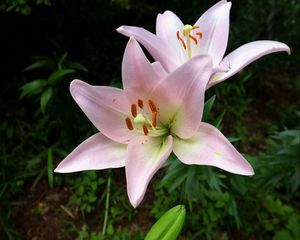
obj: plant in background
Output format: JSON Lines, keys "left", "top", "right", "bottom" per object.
{"left": 20, "top": 52, "right": 88, "bottom": 114}
{"left": 0, "top": 0, "right": 51, "bottom": 15}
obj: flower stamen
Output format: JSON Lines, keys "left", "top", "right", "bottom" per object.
{"left": 125, "top": 117, "right": 134, "bottom": 130}
{"left": 131, "top": 104, "right": 137, "bottom": 117}
{"left": 137, "top": 99, "right": 144, "bottom": 109}
{"left": 189, "top": 34, "right": 198, "bottom": 45}
{"left": 148, "top": 99, "right": 157, "bottom": 113}
{"left": 176, "top": 25, "right": 203, "bottom": 59}
{"left": 142, "top": 124, "right": 149, "bottom": 136}
{"left": 196, "top": 32, "right": 202, "bottom": 39}
{"left": 177, "top": 31, "right": 186, "bottom": 50}
{"left": 152, "top": 111, "right": 157, "bottom": 128}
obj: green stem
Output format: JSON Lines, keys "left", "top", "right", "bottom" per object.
{"left": 102, "top": 173, "right": 111, "bottom": 236}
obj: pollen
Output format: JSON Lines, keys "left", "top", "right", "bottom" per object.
{"left": 142, "top": 124, "right": 149, "bottom": 136}
{"left": 131, "top": 104, "right": 137, "bottom": 117}
{"left": 152, "top": 111, "right": 157, "bottom": 128}
{"left": 125, "top": 117, "right": 134, "bottom": 130}
{"left": 148, "top": 99, "right": 157, "bottom": 113}
{"left": 137, "top": 99, "right": 144, "bottom": 109}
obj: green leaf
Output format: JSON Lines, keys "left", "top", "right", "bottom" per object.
{"left": 20, "top": 79, "right": 47, "bottom": 98}
{"left": 202, "top": 95, "right": 216, "bottom": 121}
{"left": 66, "top": 61, "right": 89, "bottom": 72}
{"left": 23, "top": 60, "right": 54, "bottom": 72}
{"left": 47, "top": 148, "right": 54, "bottom": 188}
{"left": 145, "top": 205, "right": 186, "bottom": 240}
{"left": 48, "top": 69, "right": 75, "bottom": 85}
{"left": 40, "top": 88, "right": 53, "bottom": 113}
{"left": 214, "top": 110, "right": 226, "bottom": 129}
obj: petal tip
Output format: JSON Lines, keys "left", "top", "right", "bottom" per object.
{"left": 116, "top": 26, "right": 125, "bottom": 33}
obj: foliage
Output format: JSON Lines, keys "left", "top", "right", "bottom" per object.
{"left": 0, "top": 0, "right": 51, "bottom": 15}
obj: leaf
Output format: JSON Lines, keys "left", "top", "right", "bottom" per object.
{"left": 202, "top": 95, "right": 216, "bottom": 121}
{"left": 20, "top": 79, "right": 47, "bottom": 98}
{"left": 47, "top": 147, "right": 54, "bottom": 188}
{"left": 145, "top": 205, "right": 186, "bottom": 240}
{"left": 48, "top": 69, "right": 75, "bottom": 85}
{"left": 23, "top": 60, "right": 54, "bottom": 72}
{"left": 40, "top": 88, "right": 53, "bottom": 113}
{"left": 66, "top": 61, "right": 89, "bottom": 72}
{"left": 214, "top": 110, "right": 226, "bottom": 129}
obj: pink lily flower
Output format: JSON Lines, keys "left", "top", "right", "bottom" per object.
{"left": 117, "top": 0, "right": 290, "bottom": 89}
{"left": 55, "top": 38, "right": 254, "bottom": 208}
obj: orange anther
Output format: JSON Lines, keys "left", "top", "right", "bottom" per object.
{"left": 137, "top": 99, "right": 143, "bottom": 109}
{"left": 192, "top": 26, "right": 199, "bottom": 29}
{"left": 125, "top": 117, "right": 134, "bottom": 130}
{"left": 148, "top": 99, "right": 157, "bottom": 113}
{"left": 142, "top": 124, "right": 149, "bottom": 136}
{"left": 152, "top": 111, "right": 157, "bottom": 128}
{"left": 189, "top": 34, "right": 198, "bottom": 45}
{"left": 196, "top": 32, "right": 203, "bottom": 39}
{"left": 177, "top": 31, "right": 187, "bottom": 49}
{"left": 131, "top": 104, "right": 137, "bottom": 117}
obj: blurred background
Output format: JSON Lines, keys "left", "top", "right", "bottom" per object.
{"left": 0, "top": 0, "right": 299, "bottom": 239}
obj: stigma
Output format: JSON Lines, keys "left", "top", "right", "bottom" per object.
{"left": 176, "top": 24, "right": 202, "bottom": 59}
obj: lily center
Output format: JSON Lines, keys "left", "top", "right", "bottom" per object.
{"left": 176, "top": 24, "right": 203, "bottom": 59}
{"left": 124, "top": 98, "right": 169, "bottom": 137}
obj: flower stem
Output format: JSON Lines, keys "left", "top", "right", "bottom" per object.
{"left": 102, "top": 172, "right": 111, "bottom": 237}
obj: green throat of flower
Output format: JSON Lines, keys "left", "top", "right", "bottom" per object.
{"left": 125, "top": 98, "right": 169, "bottom": 137}
{"left": 176, "top": 24, "right": 203, "bottom": 59}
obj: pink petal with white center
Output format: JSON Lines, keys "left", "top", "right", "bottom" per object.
{"left": 208, "top": 40, "right": 291, "bottom": 88}
{"left": 156, "top": 11, "right": 187, "bottom": 63}
{"left": 54, "top": 132, "right": 126, "bottom": 173}
{"left": 70, "top": 80, "right": 139, "bottom": 144}
{"left": 151, "top": 55, "right": 213, "bottom": 139}
{"left": 117, "top": 26, "right": 179, "bottom": 72}
{"left": 194, "top": 0, "right": 231, "bottom": 67}
{"left": 173, "top": 122, "right": 254, "bottom": 175}
{"left": 122, "top": 38, "right": 161, "bottom": 94}
{"left": 126, "top": 135, "right": 173, "bottom": 208}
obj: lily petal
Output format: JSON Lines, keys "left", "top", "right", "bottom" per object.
{"left": 194, "top": 0, "right": 231, "bottom": 66}
{"left": 117, "top": 26, "right": 179, "bottom": 72}
{"left": 152, "top": 55, "right": 213, "bottom": 139}
{"left": 173, "top": 122, "right": 254, "bottom": 175}
{"left": 54, "top": 132, "right": 126, "bottom": 173}
{"left": 70, "top": 80, "right": 139, "bottom": 144}
{"left": 126, "top": 135, "right": 173, "bottom": 208}
{"left": 122, "top": 38, "right": 161, "bottom": 94}
{"left": 152, "top": 61, "right": 168, "bottom": 80}
{"left": 156, "top": 11, "right": 187, "bottom": 63}
{"left": 208, "top": 40, "right": 291, "bottom": 88}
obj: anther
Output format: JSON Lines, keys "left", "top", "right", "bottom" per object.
{"left": 142, "top": 124, "right": 149, "bottom": 136}
{"left": 152, "top": 111, "right": 157, "bottom": 128}
{"left": 177, "top": 31, "right": 186, "bottom": 49}
{"left": 131, "top": 104, "right": 137, "bottom": 117}
{"left": 125, "top": 117, "right": 134, "bottom": 130}
{"left": 192, "top": 26, "right": 199, "bottom": 30}
{"left": 189, "top": 34, "right": 198, "bottom": 45}
{"left": 148, "top": 99, "right": 157, "bottom": 113}
{"left": 137, "top": 99, "right": 143, "bottom": 109}
{"left": 196, "top": 32, "right": 203, "bottom": 39}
